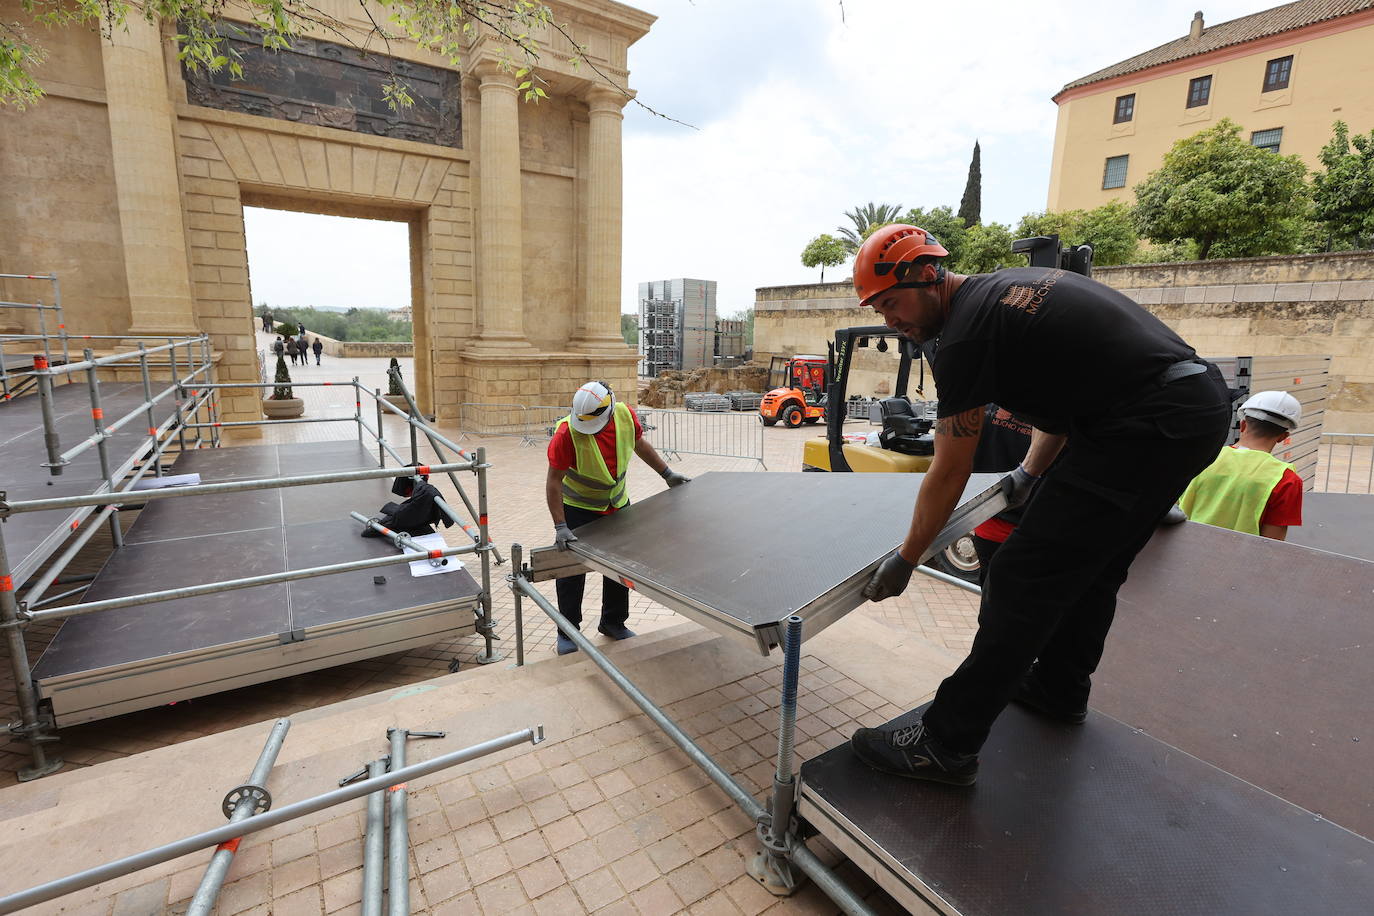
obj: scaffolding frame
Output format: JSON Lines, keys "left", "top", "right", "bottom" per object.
{"left": 0, "top": 272, "right": 69, "bottom": 401}
{"left": 0, "top": 321, "right": 500, "bottom": 781}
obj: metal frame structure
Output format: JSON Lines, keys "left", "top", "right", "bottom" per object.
{"left": 0, "top": 272, "right": 69, "bottom": 400}
{"left": 0, "top": 326, "right": 501, "bottom": 780}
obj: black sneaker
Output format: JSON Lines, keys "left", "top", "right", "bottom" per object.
{"left": 596, "top": 623, "right": 636, "bottom": 640}
{"left": 555, "top": 632, "right": 579, "bottom": 656}
{"left": 849, "top": 720, "right": 978, "bottom": 786}
{"left": 1011, "top": 676, "right": 1087, "bottom": 725}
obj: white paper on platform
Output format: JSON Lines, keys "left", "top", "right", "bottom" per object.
{"left": 403, "top": 532, "right": 463, "bottom": 577}
{"left": 130, "top": 473, "right": 202, "bottom": 490}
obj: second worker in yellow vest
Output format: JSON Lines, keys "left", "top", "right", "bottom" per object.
{"left": 1179, "top": 390, "right": 1305, "bottom": 540}
{"left": 546, "top": 380, "right": 690, "bottom": 655}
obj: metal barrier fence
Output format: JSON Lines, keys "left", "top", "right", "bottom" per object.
{"left": 1314, "top": 435, "right": 1374, "bottom": 494}
{"left": 458, "top": 402, "right": 569, "bottom": 445}
{"left": 644, "top": 407, "right": 766, "bottom": 469}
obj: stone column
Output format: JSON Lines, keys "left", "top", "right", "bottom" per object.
{"left": 572, "top": 85, "right": 632, "bottom": 352}
{"left": 100, "top": 15, "right": 198, "bottom": 335}
{"left": 469, "top": 61, "right": 532, "bottom": 350}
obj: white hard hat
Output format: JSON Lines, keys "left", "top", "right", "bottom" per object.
{"left": 570, "top": 380, "right": 615, "bottom": 434}
{"left": 1239, "top": 390, "right": 1301, "bottom": 431}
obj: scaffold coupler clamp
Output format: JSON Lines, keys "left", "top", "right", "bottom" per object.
{"left": 340, "top": 759, "right": 389, "bottom": 787}
{"left": 5, "top": 713, "right": 59, "bottom": 742}
{"left": 222, "top": 783, "right": 273, "bottom": 818}
{"left": 749, "top": 811, "right": 802, "bottom": 895}
{"left": 473, "top": 613, "right": 501, "bottom": 640}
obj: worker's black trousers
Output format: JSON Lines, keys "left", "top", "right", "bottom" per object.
{"left": 923, "top": 368, "right": 1232, "bottom": 755}
{"left": 554, "top": 502, "right": 630, "bottom": 629}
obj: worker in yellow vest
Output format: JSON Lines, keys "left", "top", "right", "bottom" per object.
{"left": 546, "top": 380, "right": 690, "bottom": 655}
{"left": 1179, "top": 390, "right": 1304, "bottom": 540}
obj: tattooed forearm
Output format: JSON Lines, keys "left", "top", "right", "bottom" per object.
{"left": 935, "top": 407, "right": 983, "bottom": 438}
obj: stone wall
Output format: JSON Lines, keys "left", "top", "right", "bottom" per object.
{"left": 1095, "top": 252, "right": 1374, "bottom": 433}
{"left": 756, "top": 251, "right": 1374, "bottom": 432}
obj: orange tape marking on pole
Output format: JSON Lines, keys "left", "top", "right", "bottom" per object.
{"left": 620, "top": 577, "right": 635, "bottom": 590}
{"left": 417, "top": 466, "right": 430, "bottom": 475}
{"left": 0, "top": 576, "right": 13, "bottom": 592}
{"left": 91, "top": 408, "right": 103, "bottom": 420}
{"left": 215, "top": 837, "right": 242, "bottom": 853}
{"left": 70, "top": 520, "right": 80, "bottom": 531}
{"left": 33, "top": 357, "right": 48, "bottom": 370}
{"left": 388, "top": 783, "right": 408, "bottom": 793}
{"left": 427, "top": 550, "right": 442, "bottom": 559}
{"left": 479, "top": 515, "right": 489, "bottom": 526}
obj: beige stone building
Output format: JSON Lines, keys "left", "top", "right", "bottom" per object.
{"left": 1048, "top": 0, "right": 1374, "bottom": 212}
{"left": 0, "top": 0, "right": 652, "bottom": 428}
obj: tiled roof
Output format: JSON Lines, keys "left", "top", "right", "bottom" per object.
{"left": 1059, "top": 0, "right": 1374, "bottom": 93}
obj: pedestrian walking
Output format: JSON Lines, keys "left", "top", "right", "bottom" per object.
{"left": 285, "top": 336, "right": 299, "bottom": 366}
{"left": 273, "top": 336, "right": 285, "bottom": 359}
{"left": 297, "top": 321, "right": 305, "bottom": 337}
{"left": 297, "top": 333, "right": 309, "bottom": 364}
{"left": 312, "top": 337, "right": 323, "bottom": 365}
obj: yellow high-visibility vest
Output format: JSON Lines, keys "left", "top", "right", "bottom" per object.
{"left": 557, "top": 402, "right": 633, "bottom": 512}
{"left": 1179, "top": 446, "right": 1291, "bottom": 535}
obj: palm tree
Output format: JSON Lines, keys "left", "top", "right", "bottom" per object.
{"left": 837, "top": 202, "right": 904, "bottom": 253}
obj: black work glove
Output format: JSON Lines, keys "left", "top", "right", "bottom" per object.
{"left": 862, "top": 549, "right": 916, "bottom": 601}
{"left": 1000, "top": 465, "right": 1039, "bottom": 509}
{"left": 661, "top": 467, "right": 691, "bottom": 488}
{"left": 554, "top": 522, "right": 578, "bottom": 551}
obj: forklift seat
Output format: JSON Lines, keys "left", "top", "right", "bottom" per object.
{"left": 877, "top": 398, "right": 934, "bottom": 456}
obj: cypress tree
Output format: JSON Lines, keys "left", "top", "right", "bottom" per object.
{"left": 958, "top": 141, "right": 982, "bottom": 227}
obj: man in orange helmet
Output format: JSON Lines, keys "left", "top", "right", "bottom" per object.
{"left": 847, "top": 224, "right": 1231, "bottom": 786}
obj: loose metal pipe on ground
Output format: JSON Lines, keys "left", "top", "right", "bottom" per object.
{"left": 186, "top": 719, "right": 291, "bottom": 916}
{"left": 387, "top": 729, "right": 444, "bottom": 916}
{"left": 348, "top": 512, "right": 448, "bottom": 566}
{"left": 362, "top": 759, "right": 386, "bottom": 916}
{"left": 0, "top": 727, "right": 543, "bottom": 915}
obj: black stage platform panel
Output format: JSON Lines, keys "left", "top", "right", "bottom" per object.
{"left": 531, "top": 472, "right": 1005, "bottom": 653}
{"left": 32, "top": 441, "right": 481, "bottom": 724}
{"left": 1096, "top": 520, "right": 1374, "bottom": 840}
{"left": 798, "top": 704, "right": 1374, "bottom": 916}
{"left": 0, "top": 380, "right": 178, "bottom": 584}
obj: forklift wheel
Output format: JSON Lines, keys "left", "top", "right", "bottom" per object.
{"left": 781, "top": 404, "right": 804, "bottom": 428}
{"left": 762, "top": 417, "right": 778, "bottom": 427}
{"left": 803, "top": 416, "right": 821, "bottom": 425}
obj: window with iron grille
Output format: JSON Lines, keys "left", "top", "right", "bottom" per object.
{"left": 1114, "top": 94, "right": 1135, "bottom": 123}
{"left": 1264, "top": 56, "right": 1292, "bottom": 92}
{"left": 1187, "top": 75, "right": 1212, "bottom": 108}
{"left": 1102, "top": 155, "right": 1129, "bottom": 190}
{"left": 1251, "top": 128, "right": 1283, "bottom": 153}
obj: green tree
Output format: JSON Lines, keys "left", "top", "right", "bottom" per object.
{"left": 837, "top": 202, "right": 904, "bottom": 253}
{"left": 621, "top": 313, "right": 638, "bottom": 347}
{"left": 958, "top": 141, "right": 982, "bottom": 227}
{"left": 1016, "top": 201, "right": 1140, "bottom": 266}
{"left": 953, "top": 222, "right": 1015, "bottom": 274}
{"left": 3, "top": 1, "right": 602, "bottom": 111}
{"left": 1133, "top": 119, "right": 1310, "bottom": 259}
{"left": 800, "top": 233, "right": 849, "bottom": 282}
{"left": 1311, "top": 120, "right": 1374, "bottom": 251}
{"left": 902, "top": 205, "right": 967, "bottom": 268}
{"left": 270, "top": 354, "right": 293, "bottom": 400}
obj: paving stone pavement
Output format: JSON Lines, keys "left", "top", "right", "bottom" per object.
{"left": 1, "top": 339, "right": 982, "bottom": 787}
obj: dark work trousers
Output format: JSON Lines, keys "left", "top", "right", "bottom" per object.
{"left": 554, "top": 502, "right": 630, "bottom": 630}
{"left": 923, "top": 367, "right": 1231, "bottom": 755}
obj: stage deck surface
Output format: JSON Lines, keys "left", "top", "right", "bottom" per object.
{"left": 799, "top": 704, "right": 1374, "bottom": 916}
{"left": 0, "top": 379, "right": 179, "bottom": 584}
{"left": 532, "top": 472, "right": 1004, "bottom": 652}
{"left": 31, "top": 441, "right": 481, "bottom": 724}
{"left": 1283, "top": 491, "right": 1374, "bottom": 561}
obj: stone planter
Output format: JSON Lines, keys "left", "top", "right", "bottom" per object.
{"left": 262, "top": 397, "right": 305, "bottom": 419}
{"left": 383, "top": 393, "right": 410, "bottom": 411}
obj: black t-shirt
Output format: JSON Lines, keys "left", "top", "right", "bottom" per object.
{"left": 932, "top": 268, "right": 1195, "bottom": 429}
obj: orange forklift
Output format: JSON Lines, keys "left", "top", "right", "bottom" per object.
{"left": 759, "top": 355, "right": 829, "bottom": 427}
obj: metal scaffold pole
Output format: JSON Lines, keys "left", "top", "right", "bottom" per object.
{"left": 474, "top": 447, "right": 500, "bottom": 664}
{"left": 0, "top": 529, "right": 62, "bottom": 780}
{"left": 136, "top": 344, "right": 162, "bottom": 477}
{"left": 186, "top": 718, "right": 291, "bottom": 916}
{"left": 386, "top": 729, "right": 443, "bottom": 916}
{"left": 82, "top": 349, "right": 122, "bottom": 548}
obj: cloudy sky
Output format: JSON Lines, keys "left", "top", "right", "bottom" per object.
{"left": 245, "top": 0, "right": 1263, "bottom": 316}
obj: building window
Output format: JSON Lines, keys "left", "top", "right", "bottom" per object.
{"left": 1187, "top": 75, "right": 1212, "bottom": 108}
{"left": 1264, "top": 56, "right": 1293, "bottom": 92}
{"left": 1102, "top": 155, "right": 1130, "bottom": 190}
{"left": 1251, "top": 128, "right": 1283, "bottom": 153}
{"left": 1113, "top": 94, "right": 1135, "bottom": 123}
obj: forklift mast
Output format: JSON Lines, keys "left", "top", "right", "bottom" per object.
{"left": 825, "top": 326, "right": 919, "bottom": 473}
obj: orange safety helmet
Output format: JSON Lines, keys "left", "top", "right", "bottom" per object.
{"left": 853, "top": 224, "right": 950, "bottom": 307}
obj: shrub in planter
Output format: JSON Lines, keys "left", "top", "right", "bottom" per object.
{"left": 384, "top": 356, "right": 409, "bottom": 409}
{"left": 263, "top": 353, "right": 304, "bottom": 418}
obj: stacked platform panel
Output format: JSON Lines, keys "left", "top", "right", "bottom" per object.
{"left": 32, "top": 441, "right": 481, "bottom": 725}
